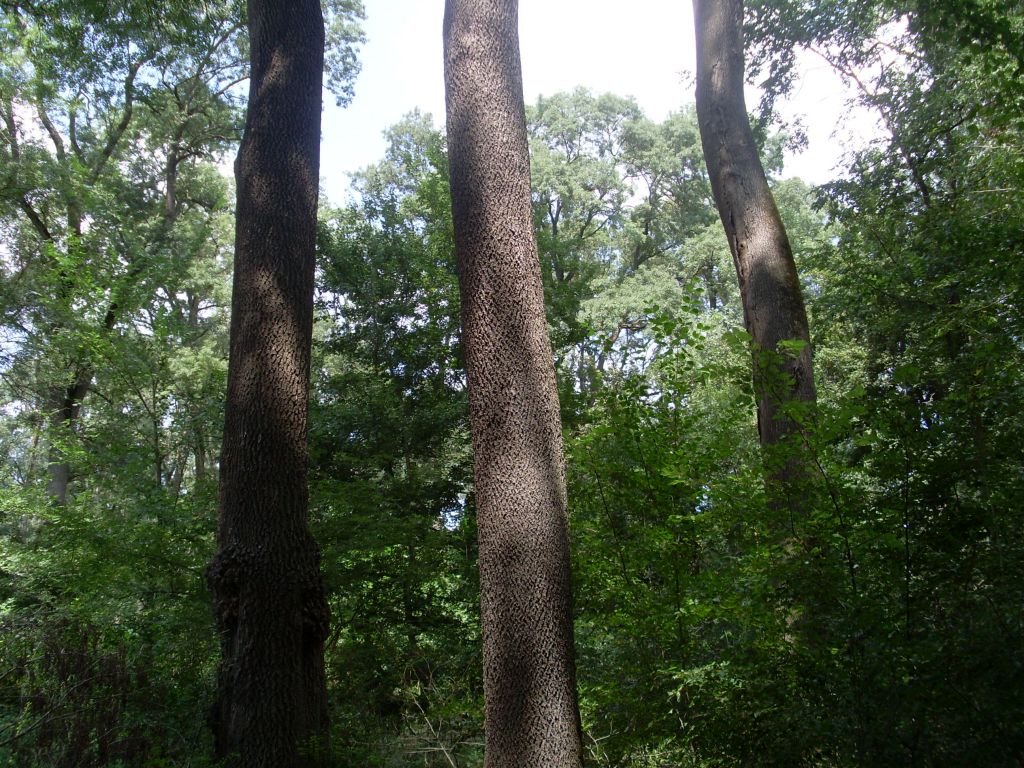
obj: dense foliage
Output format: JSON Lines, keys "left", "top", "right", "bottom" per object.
{"left": 1, "top": 0, "right": 1022, "bottom": 765}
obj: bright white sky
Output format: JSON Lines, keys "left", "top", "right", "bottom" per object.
{"left": 319, "top": 0, "right": 880, "bottom": 204}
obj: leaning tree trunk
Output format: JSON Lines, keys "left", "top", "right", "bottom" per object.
{"left": 693, "top": 0, "right": 816, "bottom": 506}
{"left": 443, "top": 1, "right": 584, "bottom": 766}
{"left": 206, "top": 1, "right": 329, "bottom": 765}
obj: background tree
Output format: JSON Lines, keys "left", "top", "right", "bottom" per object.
{"left": 0, "top": 1, "right": 242, "bottom": 763}
{"left": 0, "top": 0, "right": 245, "bottom": 505}
{"left": 743, "top": 0, "right": 1024, "bottom": 761}
{"left": 311, "top": 113, "right": 482, "bottom": 765}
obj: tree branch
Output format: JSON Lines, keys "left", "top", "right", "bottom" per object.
{"left": 1, "top": 90, "right": 19, "bottom": 160}
{"left": 68, "top": 107, "right": 85, "bottom": 163}
{"left": 17, "top": 197, "right": 53, "bottom": 242}
{"left": 36, "top": 104, "right": 66, "bottom": 160}
{"left": 88, "top": 53, "right": 149, "bottom": 184}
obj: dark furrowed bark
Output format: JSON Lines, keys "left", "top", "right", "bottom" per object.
{"left": 443, "top": 1, "right": 584, "bottom": 766}
{"left": 693, "top": 0, "right": 816, "bottom": 504}
{"left": 206, "top": 1, "right": 329, "bottom": 765}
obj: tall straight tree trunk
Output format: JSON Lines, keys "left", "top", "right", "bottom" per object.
{"left": 693, "top": 0, "right": 816, "bottom": 503}
{"left": 443, "top": 2, "right": 583, "bottom": 765}
{"left": 206, "top": 1, "right": 329, "bottom": 765}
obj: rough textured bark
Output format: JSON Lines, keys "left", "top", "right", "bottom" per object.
{"left": 693, "top": 0, "right": 816, "bottom": 487}
{"left": 443, "top": 2, "right": 583, "bottom": 766}
{"left": 206, "top": 1, "right": 329, "bottom": 765}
